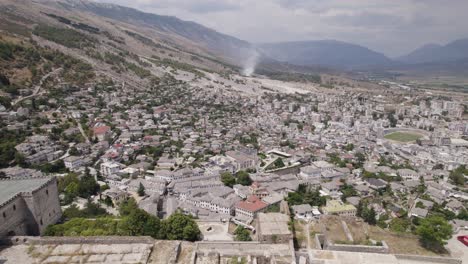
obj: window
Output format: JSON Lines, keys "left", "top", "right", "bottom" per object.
{"left": 2, "top": 212, "right": 6, "bottom": 218}
{"left": 13, "top": 205, "right": 16, "bottom": 211}
{"left": 46, "top": 189, "right": 49, "bottom": 196}
{"left": 40, "top": 219, "right": 43, "bottom": 225}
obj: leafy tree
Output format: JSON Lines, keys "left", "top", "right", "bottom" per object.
{"left": 119, "top": 198, "right": 138, "bottom": 216}
{"left": 221, "top": 171, "right": 236, "bottom": 187}
{"left": 137, "top": 182, "right": 146, "bottom": 197}
{"left": 234, "top": 226, "right": 252, "bottom": 241}
{"left": 162, "top": 213, "right": 200, "bottom": 241}
{"left": 69, "top": 146, "right": 79, "bottom": 156}
{"left": 78, "top": 174, "right": 99, "bottom": 198}
{"left": 119, "top": 208, "right": 158, "bottom": 236}
{"left": 236, "top": 171, "right": 252, "bottom": 186}
{"left": 416, "top": 216, "right": 452, "bottom": 252}
{"left": 449, "top": 165, "right": 467, "bottom": 186}
{"left": 344, "top": 143, "right": 354, "bottom": 151}
{"left": 273, "top": 158, "right": 285, "bottom": 168}
{"left": 389, "top": 218, "right": 410, "bottom": 233}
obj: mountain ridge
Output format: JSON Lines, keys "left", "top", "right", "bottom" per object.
{"left": 258, "top": 40, "right": 392, "bottom": 70}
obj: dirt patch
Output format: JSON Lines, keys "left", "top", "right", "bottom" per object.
{"left": 368, "top": 225, "right": 441, "bottom": 256}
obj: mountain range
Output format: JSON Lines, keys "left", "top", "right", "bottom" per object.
{"left": 0, "top": 0, "right": 467, "bottom": 75}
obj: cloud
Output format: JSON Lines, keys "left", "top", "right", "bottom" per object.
{"left": 97, "top": 0, "right": 468, "bottom": 57}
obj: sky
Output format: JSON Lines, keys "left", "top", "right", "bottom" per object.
{"left": 96, "top": 0, "right": 468, "bottom": 57}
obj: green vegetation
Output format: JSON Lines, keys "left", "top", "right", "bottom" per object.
{"left": 0, "top": 129, "right": 30, "bottom": 168}
{"left": 137, "top": 182, "right": 146, "bottom": 197}
{"left": 33, "top": 25, "right": 96, "bottom": 49}
{"left": 63, "top": 202, "right": 109, "bottom": 219}
{"left": 46, "top": 198, "right": 201, "bottom": 241}
{"left": 287, "top": 184, "right": 326, "bottom": 207}
{"left": 384, "top": 132, "right": 423, "bottom": 142}
{"left": 149, "top": 57, "right": 206, "bottom": 78}
{"left": 357, "top": 201, "right": 377, "bottom": 225}
{"left": 221, "top": 170, "right": 252, "bottom": 187}
{"left": 44, "top": 13, "right": 100, "bottom": 34}
{"left": 416, "top": 216, "right": 452, "bottom": 252}
{"left": 449, "top": 165, "right": 467, "bottom": 186}
{"left": 58, "top": 172, "right": 100, "bottom": 204}
{"left": 234, "top": 226, "right": 252, "bottom": 241}
{"left": 389, "top": 218, "right": 411, "bottom": 233}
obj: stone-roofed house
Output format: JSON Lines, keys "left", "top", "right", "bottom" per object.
{"left": 291, "top": 204, "right": 314, "bottom": 220}
{"left": 0, "top": 177, "right": 61, "bottom": 236}
{"left": 226, "top": 149, "right": 258, "bottom": 171}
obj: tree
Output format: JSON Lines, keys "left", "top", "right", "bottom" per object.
{"left": 449, "top": 165, "right": 467, "bottom": 186}
{"left": 119, "top": 197, "right": 138, "bottom": 216}
{"left": 119, "top": 208, "right": 157, "bottom": 236}
{"left": 69, "top": 146, "right": 79, "bottom": 156}
{"left": 236, "top": 171, "right": 252, "bottom": 186}
{"left": 365, "top": 208, "right": 377, "bottom": 225}
{"left": 137, "top": 182, "right": 146, "bottom": 197}
{"left": 78, "top": 174, "right": 99, "bottom": 198}
{"left": 162, "top": 213, "right": 200, "bottom": 241}
{"left": 416, "top": 216, "right": 452, "bottom": 252}
{"left": 221, "top": 171, "right": 236, "bottom": 187}
{"left": 389, "top": 218, "right": 410, "bottom": 233}
{"left": 234, "top": 226, "right": 252, "bottom": 241}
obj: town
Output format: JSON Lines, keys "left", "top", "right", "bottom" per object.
{"left": 1, "top": 64, "right": 467, "bottom": 263}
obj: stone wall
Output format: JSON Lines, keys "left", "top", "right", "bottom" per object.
{"left": 395, "top": 254, "right": 462, "bottom": 264}
{"left": 0, "top": 177, "right": 62, "bottom": 236}
{"left": 0, "top": 196, "right": 32, "bottom": 236}
{"left": 324, "top": 240, "right": 389, "bottom": 254}
{"left": 0, "top": 236, "right": 155, "bottom": 246}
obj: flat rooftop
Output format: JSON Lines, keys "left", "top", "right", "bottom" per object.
{"left": 258, "top": 213, "right": 291, "bottom": 236}
{"left": 0, "top": 177, "right": 52, "bottom": 206}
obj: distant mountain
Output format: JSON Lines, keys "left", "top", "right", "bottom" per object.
{"left": 258, "top": 40, "right": 392, "bottom": 69}
{"left": 398, "top": 38, "right": 468, "bottom": 64}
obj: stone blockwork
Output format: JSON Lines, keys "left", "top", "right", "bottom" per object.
{"left": 0, "top": 177, "right": 62, "bottom": 236}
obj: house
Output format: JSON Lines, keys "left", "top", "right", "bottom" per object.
{"left": 366, "top": 178, "right": 388, "bottom": 190}
{"left": 292, "top": 204, "right": 314, "bottom": 220}
{"left": 249, "top": 182, "right": 269, "bottom": 198}
{"left": 102, "top": 188, "right": 129, "bottom": 205}
{"left": 410, "top": 207, "right": 428, "bottom": 218}
{"left": 226, "top": 149, "right": 258, "bottom": 171}
{"left": 100, "top": 161, "right": 122, "bottom": 177}
{"left": 299, "top": 165, "right": 321, "bottom": 179}
{"left": 397, "top": 169, "right": 419, "bottom": 181}
{"left": 321, "top": 200, "right": 356, "bottom": 217}
{"left": 64, "top": 156, "right": 83, "bottom": 171}
{"left": 235, "top": 195, "right": 269, "bottom": 219}
{"left": 93, "top": 125, "right": 111, "bottom": 141}
{"left": 445, "top": 200, "right": 464, "bottom": 215}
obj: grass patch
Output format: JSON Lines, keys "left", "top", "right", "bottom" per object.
{"left": 384, "top": 132, "right": 423, "bottom": 142}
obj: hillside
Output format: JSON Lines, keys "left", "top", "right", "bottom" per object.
{"left": 258, "top": 40, "right": 392, "bottom": 69}
{"left": 398, "top": 38, "right": 468, "bottom": 64}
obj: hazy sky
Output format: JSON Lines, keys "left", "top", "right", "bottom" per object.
{"left": 96, "top": 0, "right": 468, "bottom": 57}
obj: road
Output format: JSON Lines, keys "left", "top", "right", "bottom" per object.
{"left": 446, "top": 230, "right": 468, "bottom": 264}
{"left": 12, "top": 67, "right": 62, "bottom": 106}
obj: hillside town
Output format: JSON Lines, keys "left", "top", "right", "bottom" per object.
{"left": 1, "top": 63, "right": 467, "bottom": 263}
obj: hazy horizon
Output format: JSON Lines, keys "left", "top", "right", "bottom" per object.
{"left": 94, "top": 0, "right": 468, "bottom": 58}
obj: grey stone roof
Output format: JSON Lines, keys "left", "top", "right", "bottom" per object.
{"left": 0, "top": 177, "right": 52, "bottom": 206}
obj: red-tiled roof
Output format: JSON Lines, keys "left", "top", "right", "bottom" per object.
{"left": 236, "top": 195, "right": 268, "bottom": 213}
{"left": 93, "top": 126, "right": 111, "bottom": 135}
